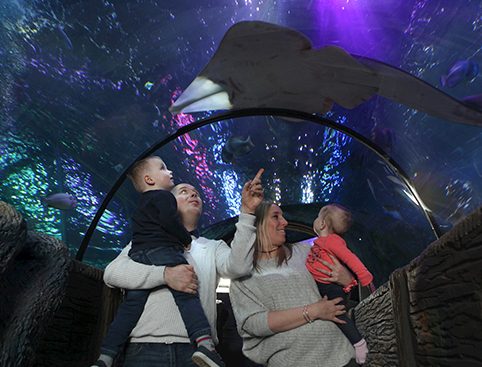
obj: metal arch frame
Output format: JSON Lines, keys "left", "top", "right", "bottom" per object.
{"left": 75, "top": 107, "right": 441, "bottom": 261}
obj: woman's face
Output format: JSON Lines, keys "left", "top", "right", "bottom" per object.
{"left": 266, "top": 204, "right": 288, "bottom": 246}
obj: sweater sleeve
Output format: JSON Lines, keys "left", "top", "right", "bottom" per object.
{"left": 325, "top": 235, "right": 373, "bottom": 286}
{"left": 229, "top": 279, "right": 275, "bottom": 337}
{"left": 103, "top": 243, "right": 167, "bottom": 289}
{"left": 154, "top": 190, "right": 192, "bottom": 246}
{"left": 215, "top": 213, "right": 256, "bottom": 279}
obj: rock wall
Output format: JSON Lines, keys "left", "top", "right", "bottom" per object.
{"left": 355, "top": 206, "right": 482, "bottom": 366}
{"left": 0, "top": 201, "right": 122, "bottom": 367}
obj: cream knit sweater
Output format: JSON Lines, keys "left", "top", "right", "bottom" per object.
{"left": 103, "top": 213, "right": 256, "bottom": 344}
{"left": 230, "top": 244, "right": 355, "bottom": 367}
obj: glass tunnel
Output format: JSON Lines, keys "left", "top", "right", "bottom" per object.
{"left": 1, "top": 1, "right": 481, "bottom": 284}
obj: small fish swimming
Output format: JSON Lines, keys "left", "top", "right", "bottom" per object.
{"left": 44, "top": 193, "right": 77, "bottom": 210}
{"left": 440, "top": 59, "right": 479, "bottom": 88}
{"left": 221, "top": 136, "right": 255, "bottom": 163}
{"left": 144, "top": 81, "right": 155, "bottom": 90}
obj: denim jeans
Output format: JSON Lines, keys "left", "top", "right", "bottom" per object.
{"left": 316, "top": 282, "right": 362, "bottom": 344}
{"left": 123, "top": 343, "right": 197, "bottom": 367}
{"left": 100, "top": 246, "right": 211, "bottom": 357}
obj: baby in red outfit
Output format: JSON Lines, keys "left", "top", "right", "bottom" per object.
{"left": 306, "top": 204, "right": 374, "bottom": 365}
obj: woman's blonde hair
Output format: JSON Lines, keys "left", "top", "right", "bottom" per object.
{"left": 253, "top": 201, "right": 292, "bottom": 270}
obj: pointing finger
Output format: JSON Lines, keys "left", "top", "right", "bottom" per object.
{"left": 252, "top": 168, "right": 264, "bottom": 182}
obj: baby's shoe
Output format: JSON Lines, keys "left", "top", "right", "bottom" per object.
{"left": 354, "top": 338, "right": 368, "bottom": 364}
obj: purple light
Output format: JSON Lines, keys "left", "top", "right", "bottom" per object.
{"left": 312, "top": 0, "right": 405, "bottom": 62}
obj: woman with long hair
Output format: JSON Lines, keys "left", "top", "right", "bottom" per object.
{"left": 230, "top": 201, "right": 358, "bottom": 367}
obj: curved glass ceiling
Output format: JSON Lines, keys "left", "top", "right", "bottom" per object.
{"left": 1, "top": 0, "right": 481, "bottom": 276}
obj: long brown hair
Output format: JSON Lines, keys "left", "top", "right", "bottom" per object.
{"left": 253, "top": 201, "right": 292, "bottom": 270}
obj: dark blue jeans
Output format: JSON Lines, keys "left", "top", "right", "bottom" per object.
{"left": 123, "top": 343, "right": 197, "bottom": 367}
{"left": 100, "top": 246, "right": 211, "bottom": 358}
{"left": 316, "top": 282, "right": 362, "bottom": 345}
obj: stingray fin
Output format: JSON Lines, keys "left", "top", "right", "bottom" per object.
{"left": 302, "top": 46, "right": 379, "bottom": 109}
{"left": 356, "top": 56, "right": 482, "bottom": 126}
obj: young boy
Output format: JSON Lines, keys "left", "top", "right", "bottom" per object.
{"left": 92, "top": 156, "right": 224, "bottom": 367}
{"left": 306, "top": 204, "right": 374, "bottom": 365}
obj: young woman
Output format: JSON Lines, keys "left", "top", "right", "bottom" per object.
{"left": 230, "top": 201, "right": 358, "bottom": 367}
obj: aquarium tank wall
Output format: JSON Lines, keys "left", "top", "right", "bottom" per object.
{"left": 1, "top": 0, "right": 481, "bottom": 285}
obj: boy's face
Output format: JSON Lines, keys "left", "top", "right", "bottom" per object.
{"left": 145, "top": 157, "right": 174, "bottom": 190}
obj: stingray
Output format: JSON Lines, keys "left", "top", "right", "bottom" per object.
{"left": 170, "top": 21, "right": 482, "bottom": 127}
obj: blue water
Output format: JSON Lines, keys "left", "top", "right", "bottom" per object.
{"left": 0, "top": 0, "right": 480, "bottom": 283}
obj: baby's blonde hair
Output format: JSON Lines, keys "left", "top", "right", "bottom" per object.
{"left": 317, "top": 203, "right": 350, "bottom": 232}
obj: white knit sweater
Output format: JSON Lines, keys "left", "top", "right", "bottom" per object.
{"left": 103, "top": 213, "right": 256, "bottom": 344}
{"left": 230, "top": 244, "right": 355, "bottom": 367}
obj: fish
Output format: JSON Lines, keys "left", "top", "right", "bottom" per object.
{"left": 43, "top": 193, "right": 77, "bottom": 210}
{"left": 144, "top": 81, "right": 155, "bottom": 90}
{"left": 170, "top": 21, "right": 482, "bottom": 127}
{"left": 440, "top": 59, "right": 479, "bottom": 88}
{"left": 221, "top": 136, "right": 255, "bottom": 163}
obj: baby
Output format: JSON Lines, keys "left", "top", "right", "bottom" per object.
{"left": 306, "top": 204, "right": 374, "bottom": 365}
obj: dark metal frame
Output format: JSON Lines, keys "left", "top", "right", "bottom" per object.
{"left": 76, "top": 108, "right": 441, "bottom": 261}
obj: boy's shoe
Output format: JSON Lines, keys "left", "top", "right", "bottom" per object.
{"left": 192, "top": 346, "right": 225, "bottom": 367}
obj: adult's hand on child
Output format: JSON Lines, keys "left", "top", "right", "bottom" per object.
{"left": 164, "top": 264, "right": 198, "bottom": 294}
{"left": 316, "top": 254, "right": 354, "bottom": 287}
{"left": 310, "top": 296, "right": 346, "bottom": 324}
{"left": 241, "top": 168, "right": 264, "bottom": 214}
